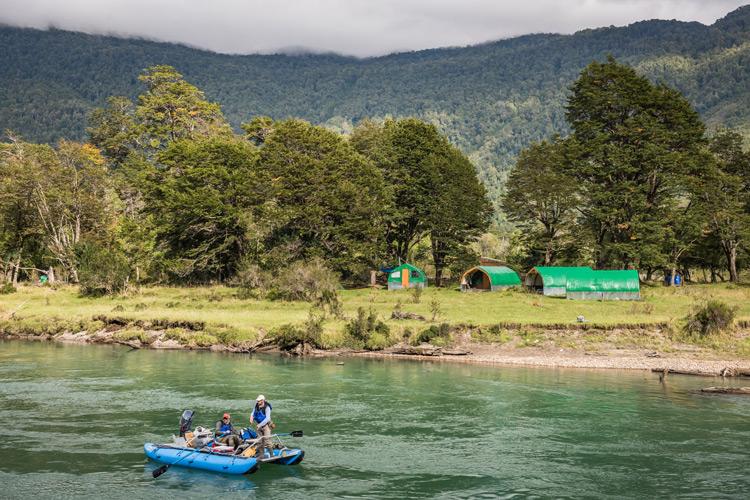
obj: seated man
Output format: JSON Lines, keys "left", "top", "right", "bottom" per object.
{"left": 215, "top": 412, "right": 241, "bottom": 448}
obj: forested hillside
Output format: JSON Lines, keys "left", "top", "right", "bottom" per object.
{"left": 2, "top": 5, "right": 750, "bottom": 212}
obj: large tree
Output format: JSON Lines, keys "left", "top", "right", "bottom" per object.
{"left": 256, "top": 119, "right": 388, "bottom": 283}
{"left": 697, "top": 130, "right": 750, "bottom": 282}
{"left": 502, "top": 137, "right": 578, "bottom": 266}
{"left": 148, "top": 135, "right": 266, "bottom": 282}
{"left": 565, "top": 56, "right": 707, "bottom": 269}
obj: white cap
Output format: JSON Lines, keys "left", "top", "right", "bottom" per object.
{"left": 256, "top": 394, "right": 265, "bottom": 401}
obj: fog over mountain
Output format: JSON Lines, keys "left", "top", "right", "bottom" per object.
{"left": 0, "top": 0, "right": 748, "bottom": 57}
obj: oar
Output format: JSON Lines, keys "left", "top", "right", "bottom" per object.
{"left": 274, "top": 430, "right": 303, "bottom": 438}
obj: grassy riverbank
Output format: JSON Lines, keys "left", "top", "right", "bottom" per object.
{"left": 2, "top": 283, "right": 750, "bottom": 355}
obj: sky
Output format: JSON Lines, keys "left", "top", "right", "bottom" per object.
{"left": 0, "top": 0, "right": 748, "bottom": 57}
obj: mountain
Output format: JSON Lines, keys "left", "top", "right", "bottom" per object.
{"left": 2, "top": 5, "right": 750, "bottom": 215}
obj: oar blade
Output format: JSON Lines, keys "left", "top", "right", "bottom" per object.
{"left": 152, "top": 465, "right": 169, "bottom": 478}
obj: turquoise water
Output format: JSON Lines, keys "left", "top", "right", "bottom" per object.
{"left": 0, "top": 341, "right": 748, "bottom": 499}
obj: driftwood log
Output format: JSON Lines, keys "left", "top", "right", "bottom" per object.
{"left": 390, "top": 311, "right": 427, "bottom": 321}
{"left": 388, "top": 343, "right": 442, "bottom": 356}
{"left": 701, "top": 387, "right": 750, "bottom": 395}
{"left": 652, "top": 367, "right": 750, "bottom": 378}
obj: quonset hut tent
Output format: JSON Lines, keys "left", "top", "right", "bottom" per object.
{"left": 525, "top": 267, "right": 592, "bottom": 297}
{"left": 565, "top": 270, "right": 640, "bottom": 300}
{"left": 525, "top": 267, "right": 640, "bottom": 300}
{"left": 387, "top": 263, "right": 427, "bottom": 290}
{"left": 461, "top": 266, "right": 521, "bottom": 291}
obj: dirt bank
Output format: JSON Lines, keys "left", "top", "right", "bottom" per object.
{"left": 3, "top": 323, "right": 750, "bottom": 378}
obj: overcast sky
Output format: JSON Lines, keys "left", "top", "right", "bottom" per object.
{"left": 1, "top": 0, "right": 747, "bottom": 57}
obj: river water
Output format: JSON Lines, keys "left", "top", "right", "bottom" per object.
{"left": 0, "top": 341, "right": 748, "bottom": 499}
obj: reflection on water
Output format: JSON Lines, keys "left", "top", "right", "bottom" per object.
{"left": 1, "top": 341, "right": 749, "bottom": 499}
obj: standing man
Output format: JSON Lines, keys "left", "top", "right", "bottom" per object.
{"left": 250, "top": 395, "right": 273, "bottom": 458}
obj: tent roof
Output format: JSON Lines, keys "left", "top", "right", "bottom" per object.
{"left": 565, "top": 269, "right": 641, "bottom": 292}
{"left": 387, "top": 263, "right": 426, "bottom": 281}
{"left": 529, "top": 267, "right": 593, "bottom": 287}
{"left": 464, "top": 266, "right": 521, "bottom": 287}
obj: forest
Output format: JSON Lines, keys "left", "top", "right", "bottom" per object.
{"left": 1, "top": 5, "right": 750, "bottom": 222}
{"left": 1, "top": 57, "right": 748, "bottom": 295}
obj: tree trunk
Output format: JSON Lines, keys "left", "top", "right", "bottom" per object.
{"left": 724, "top": 244, "right": 739, "bottom": 282}
{"left": 11, "top": 254, "right": 21, "bottom": 285}
{"left": 48, "top": 267, "right": 55, "bottom": 284}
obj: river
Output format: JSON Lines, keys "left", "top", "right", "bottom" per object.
{"left": 0, "top": 341, "right": 748, "bottom": 498}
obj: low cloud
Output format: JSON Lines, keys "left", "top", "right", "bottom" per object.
{"left": 0, "top": 0, "right": 747, "bottom": 57}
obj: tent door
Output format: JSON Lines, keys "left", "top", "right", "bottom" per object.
{"left": 402, "top": 269, "right": 410, "bottom": 288}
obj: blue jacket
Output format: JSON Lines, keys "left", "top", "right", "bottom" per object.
{"left": 252, "top": 402, "right": 272, "bottom": 427}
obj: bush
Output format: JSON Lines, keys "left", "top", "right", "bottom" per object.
{"left": 231, "top": 262, "right": 271, "bottom": 299}
{"left": 416, "top": 323, "right": 452, "bottom": 344}
{"left": 684, "top": 300, "right": 737, "bottom": 338}
{"left": 0, "top": 282, "right": 17, "bottom": 294}
{"left": 268, "top": 258, "right": 341, "bottom": 303}
{"left": 345, "top": 307, "right": 390, "bottom": 348}
{"left": 270, "top": 312, "right": 323, "bottom": 350}
{"left": 77, "top": 242, "right": 130, "bottom": 297}
{"left": 410, "top": 286, "right": 423, "bottom": 304}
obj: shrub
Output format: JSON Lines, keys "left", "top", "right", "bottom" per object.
{"left": 345, "top": 307, "right": 390, "bottom": 347}
{"left": 410, "top": 286, "right": 423, "bottom": 304}
{"left": 366, "top": 332, "right": 390, "bottom": 351}
{"left": 77, "top": 242, "right": 130, "bottom": 297}
{"left": 430, "top": 298, "right": 442, "bottom": 322}
{"left": 0, "top": 282, "right": 17, "bottom": 294}
{"left": 271, "top": 312, "right": 323, "bottom": 350}
{"left": 268, "top": 258, "right": 341, "bottom": 303}
{"left": 231, "top": 262, "right": 270, "bottom": 299}
{"left": 416, "top": 322, "right": 452, "bottom": 344}
{"left": 684, "top": 300, "right": 737, "bottom": 338}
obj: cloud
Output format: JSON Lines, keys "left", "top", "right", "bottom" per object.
{"left": 0, "top": 0, "right": 747, "bottom": 57}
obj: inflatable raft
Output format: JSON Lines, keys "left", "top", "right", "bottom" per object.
{"left": 144, "top": 443, "right": 305, "bottom": 474}
{"left": 144, "top": 443, "right": 260, "bottom": 475}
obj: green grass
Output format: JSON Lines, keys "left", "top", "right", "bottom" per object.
{"left": 1, "top": 283, "right": 749, "bottom": 351}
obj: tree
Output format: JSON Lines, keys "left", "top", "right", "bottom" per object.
{"left": 0, "top": 136, "right": 47, "bottom": 283}
{"left": 136, "top": 66, "right": 231, "bottom": 149}
{"left": 502, "top": 137, "right": 578, "bottom": 266}
{"left": 258, "top": 119, "right": 388, "bottom": 283}
{"left": 565, "top": 57, "right": 706, "bottom": 270}
{"left": 427, "top": 145, "right": 492, "bottom": 286}
{"left": 148, "top": 135, "right": 266, "bottom": 282}
{"left": 696, "top": 130, "right": 750, "bottom": 282}
{"left": 86, "top": 96, "right": 138, "bottom": 167}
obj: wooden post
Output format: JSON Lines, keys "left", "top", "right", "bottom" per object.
{"left": 370, "top": 270, "right": 377, "bottom": 287}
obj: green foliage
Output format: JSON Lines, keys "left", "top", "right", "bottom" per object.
{"left": 148, "top": 135, "right": 266, "bottom": 282}
{"left": 0, "top": 282, "right": 17, "bottom": 294}
{"left": 410, "top": 286, "right": 423, "bottom": 304}
{"left": 76, "top": 241, "right": 130, "bottom": 297}
{"left": 416, "top": 323, "right": 452, "bottom": 344}
{"left": 270, "top": 312, "right": 323, "bottom": 350}
{"left": 258, "top": 119, "right": 387, "bottom": 282}
{"left": 3, "top": 12, "right": 750, "bottom": 219}
{"left": 684, "top": 300, "right": 737, "bottom": 338}
{"left": 345, "top": 307, "right": 390, "bottom": 348}
{"left": 268, "top": 258, "right": 341, "bottom": 303}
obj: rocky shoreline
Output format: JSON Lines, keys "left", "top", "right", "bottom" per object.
{"left": 3, "top": 327, "right": 750, "bottom": 378}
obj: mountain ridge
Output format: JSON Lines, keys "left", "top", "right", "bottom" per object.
{"left": 2, "top": 6, "right": 750, "bottom": 216}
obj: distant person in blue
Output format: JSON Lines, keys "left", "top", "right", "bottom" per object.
{"left": 250, "top": 395, "right": 274, "bottom": 457}
{"left": 215, "top": 412, "right": 241, "bottom": 448}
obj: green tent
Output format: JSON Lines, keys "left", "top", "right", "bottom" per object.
{"left": 525, "top": 267, "right": 593, "bottom": 297}
{"left": 461, "top": 266, "right": 520, "bottom": 291}
{"left": 387, "top": 263, "right": 427, "bottom": 290}
{"left": 566, "top": 270, "right": 640, "bottom": 300}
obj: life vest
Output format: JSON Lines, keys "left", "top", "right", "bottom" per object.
{"left": 253, "top": 402, "right": 272, "bottom": 425}
{"left": 219, "top": 421, "right": 233, "bottom": 433}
